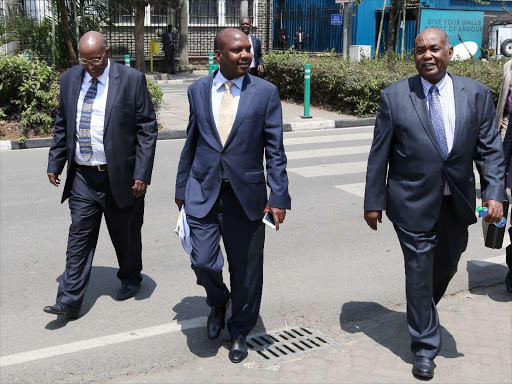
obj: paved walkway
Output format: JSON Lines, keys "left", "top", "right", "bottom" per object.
{"left": 102, "top": 284, "right": 511, "bottom": 383}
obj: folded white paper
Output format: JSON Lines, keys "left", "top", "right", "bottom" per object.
{"left": 175, "top": 207, "right": 192, "bottom": 254}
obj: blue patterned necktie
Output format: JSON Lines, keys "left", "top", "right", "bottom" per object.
{"left": 78, "top": 78, "right": 99, "bottom": 162}
{"left": 428, "top": 85, "right": 449, "bottom": 160}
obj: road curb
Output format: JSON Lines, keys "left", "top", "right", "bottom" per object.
{"left": 0, "top": 117, "right": 376, "bottom": 151}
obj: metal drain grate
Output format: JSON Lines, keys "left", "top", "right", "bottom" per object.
{"left": 246, "top": 327, "right": 337, "bottom": 361}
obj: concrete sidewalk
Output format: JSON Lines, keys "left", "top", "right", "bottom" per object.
{"left": 101, "top": 284, "right": 511, "bottom": 384}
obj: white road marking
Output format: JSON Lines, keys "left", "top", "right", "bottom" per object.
{"left": 0, "top": 316, "right": 207, "bottom": 367}
{"left": 335, "top": 183, "right": 366, "bottom": 197}
{"left": 286, "top": 146, "right": 370, "bottom": 160}
{"left": 288, "top": 161, "right": 368, "bottom": 178}
{"left": 284, "top": 133, "right": 373, "bottom": 146}
{"left": 471, "top": 255, "right": 507, "bottom": 268}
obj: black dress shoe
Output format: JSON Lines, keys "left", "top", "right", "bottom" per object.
{"left": 207, "top": 300, "right": 230, "bottom": 339}
{"left": 229, "top": 337, "right": 248, "bottom": 363}
{"left": 116, "top": 283, "right": 140, "bottom": 301}
{"left": 412, "top": 356, "right": 435, "bottom": 380}
{"left": 43, "top": 303, "right": 80, "bottom": 318}
{"left": 505, "top": 272, "right": 512, "bottom": 293}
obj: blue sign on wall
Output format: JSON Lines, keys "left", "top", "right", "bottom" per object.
{"left": 331, "top": 14, "right": 342, "bottom": 26}
{"left": 419, "top": 9, "right": 484, "bottom": 59}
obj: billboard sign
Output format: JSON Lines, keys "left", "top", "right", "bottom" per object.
{"left": 419, "top": 9, "right": 484, "bottom": 59}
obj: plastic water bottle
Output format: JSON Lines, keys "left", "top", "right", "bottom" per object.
{"left": 476, "top": 206, "right": 507, "bottom": 228}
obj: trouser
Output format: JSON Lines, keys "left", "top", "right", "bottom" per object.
{"left": 295, "top": 42, "right": 304, "bottom": 51}
{"left": 56, "top": 166, "right": 144, "bottom": 309}
{"left": 394, "top": 196, "right": 469, "bottom": 359}
{"left": 186, "top": 183, "right": 265, "bottom": 339}
{"left": 249, "top": 67, "right": 260, "bottom": 77}
{"left": 506, "top": 206, "right": 512, "bottom": 274}
{"left": 164, "top": 48, "right": 175, "bottom": 74}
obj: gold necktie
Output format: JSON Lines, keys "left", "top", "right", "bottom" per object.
{"left": 218, "top": 81, "right": 235, "bottom": 146}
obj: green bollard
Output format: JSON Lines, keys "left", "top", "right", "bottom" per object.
{"left": 24, "top": 51, "right": 30, "bottom": 60}
{"left": 212, "top": 64, "right": 219, "bottom": 72}
{"left": 301, "top": 64, "right": 312, "bottom": 119}
{"left": 124, "top": 54, "right": 130, "bottom": 67}
{"left": 208, "top": 52, "right": 214, "bottom": 75}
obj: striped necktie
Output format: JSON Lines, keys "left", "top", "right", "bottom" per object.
{"left": 428, "top": 85, "right": 449, "bottom": 160}
{"left": 78, "top": 78, "right": 99, "bottom": 162}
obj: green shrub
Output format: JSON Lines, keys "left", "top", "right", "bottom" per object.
{"left": 0, "top": 54, "right": 164, "bottom": 137}
{"left": 264, "top": 51, "right": 507, "bottom": 117}
{"left": 0, "top": 54, "right": 60, "bottom": 135}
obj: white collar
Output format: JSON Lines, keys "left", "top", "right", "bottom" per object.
{"left": 421, "top": 71, "right": 450, "bottom": 95}
{"left": 83, "top": 59, "right": 110, "bottom": 86}
{"left": 213, "top": 70, "right": 244, "bottom": 91}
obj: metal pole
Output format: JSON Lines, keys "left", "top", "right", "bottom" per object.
{"left": 266, "top": 0, "right": 270, "bottom": 53}
{"left": 401, "top": 0, "right": 406, "bottom": 58}
{"left": 375, "top": 0, "right": 387, "bottom": 58}
{"left": 301, "top": 64, "right": 312, "bottom": 119}
{"left": 51, "top": 0, "right": 56, "bottom": 66}
{"left": 208, "top": 51, "right": 214, "bottom": 74}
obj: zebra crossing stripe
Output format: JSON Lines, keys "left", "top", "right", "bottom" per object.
{"left": 286, "top": 146, "right": 371, "bottom": 160}
{"left": 334, "top": 183, "right": 366, "bottom": 197}
{"left": 287, "top": 161, "right": 368, "bottom": 177}
{"left": 284, "top": 132, "right": 373, "bottom": 146}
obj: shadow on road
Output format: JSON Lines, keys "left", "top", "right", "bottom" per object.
{"left": 172, "top": 296, "right": 266, "bottom": 358}
{"left": 339, "top": 301, "right": 463, "bottom": 363}
{"left": 467, "top": 260, "right": 512, "bottom": 303}
{"left": 45, "top": 266, "right": 156, "bottom": 330}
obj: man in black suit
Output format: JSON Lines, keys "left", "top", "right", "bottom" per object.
{"left": 240, "top": 17, "right": 264, "bottom": 77}
{"left": 44, "top": 31, "right": 158, "bottom": 318}
{"left": 294, "top": 26, "right": 307, "bottom": 51}
{"left": 175, "top": 28, "right": 290, "bottom": 363}
{"left": 364, "top": 28, "right": 504, "bottom": 379}
{"left": 162, "top": 24, "right": 176, "bottom": 74}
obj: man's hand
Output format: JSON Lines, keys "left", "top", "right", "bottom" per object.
{"left": 175, "top": 198, "right": 184, "bottom": 211}
{"left": 257, "top": 65, "right": 264, "bottom": 76}
{"left": 364, "top": 210, "right": 382, "bottom": 231}
{"left": 48, "top": 173, "right": 60, "bottom": 187}
{"left": 482, "top": 200, "right": 504, "bottom": 223}
{"left": 263, "top": 205, "right": 286, "bottom": 231}
{"left": 132, "top": 180, "right": 148, "bottom": 197}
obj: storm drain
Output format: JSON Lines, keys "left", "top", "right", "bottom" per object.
{"left": 246, "top": 327, "right": 337, "bottom": 362}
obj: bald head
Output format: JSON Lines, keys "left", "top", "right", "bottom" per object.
{"left": 416, "top": 28, "right": 451, "bottom": 49}
{"left": 78, "top": 31, "right": 110, "bottom": 78}
{"left": 214, "top": 28, "right": 249, "bottom": 51}
{"left": 79, "top": 31, "right": 107, "bottom": 53}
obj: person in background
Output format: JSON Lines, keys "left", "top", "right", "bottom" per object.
{"left": 277, "top": 29, "right": 288, "bottom": 49}
{"left": 162, "top": 24, "right": 176, "bottom": 74}
{"left": 294, "top": 26, "right": 307, "bottom": 51}
{"left": 240, "top": 17, "right": 264, "bottom": 77}
{"left": 496, "top": 57, "right": 512, "bottom": 294}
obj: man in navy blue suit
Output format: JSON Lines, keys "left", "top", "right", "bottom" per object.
{"left": 240, "top": 17, "right": 264, "bottom": 78}
{"left": 364, "top": 28, "right": 504, "bottom": 379}
{"left": 175, "top": 28, "right": 291, "bottom": 363}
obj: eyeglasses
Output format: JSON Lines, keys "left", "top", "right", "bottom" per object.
{"left": 79, "top": 50, "right": 107, "bottom": 66}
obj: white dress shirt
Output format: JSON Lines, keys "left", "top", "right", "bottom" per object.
{"left": 421, "top": 72, "right": 456, "bottom": 195}
{"left": 74, "top": 60, "right": 110, "bottom": 166}
{"left": 211, "top": 70, "right": 244, "bottom": 131}
{"left": 248, "top": 34, "right": 256, "bottom": 68}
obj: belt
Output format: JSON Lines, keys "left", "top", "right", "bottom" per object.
{"left": 78, "top": 164, "right": 107, "bottom": 172}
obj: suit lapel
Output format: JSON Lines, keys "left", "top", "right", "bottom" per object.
{"left": 103, "top": 62, "right": 120, "bottom": 137}
{"left": 223, "top": 75, "right": 256, "bottom": 149}
{"left": 450, "top": 75, "right": 467, "bottom": 156}
{"left": 70, "top": 67, "right": 85, "bottom": 138}
{"left": 408, "top": 75, "right": 444, "bottom": 160}
{"left": 200, "top": 73, "right": 223, "bottom": 149}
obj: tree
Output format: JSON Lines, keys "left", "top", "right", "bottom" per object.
{"left": 57, "top": 0, "right": 77, "bottom": 66}
{"left": 125, "top": 0, "right": 179, "bottom": 72}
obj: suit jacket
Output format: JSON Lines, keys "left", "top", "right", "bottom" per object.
{"left": 175, "top": 71, "right": 291, "bottom": 221}
{"left": 47, "top": 61, "right": 158, "bottom": 208}
{"left": 497, "top": 60, "right": 512, "bottom": 188}
{"left": 250, "top": 35, "right": 264, "bottom": 68}
{"left": 162, "top": 31, "right": 175, "bottom": 52}
{"left": 496, "top": 59, "right": 512, "bottom": 140}
{"left": 364, "top": 74, "right": 505, "bottom": 232}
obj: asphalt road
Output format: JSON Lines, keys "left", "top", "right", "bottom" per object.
{"left": 0, "top": 127, "right": 507, "bottom": 383}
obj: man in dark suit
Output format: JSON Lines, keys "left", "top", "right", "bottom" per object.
{"left": 44, "top": 31, "right": 158, "bottom": 318}
{"left": 162, "top": 24, "right": 176, "bottom": 74}
{"left": 496, "top": 60, "right": 512, "bottom": 293}
{"left": 294, "top": 26, "right": 307, "bottom": 51}
{"left": 240, "top": 17, "right": 264, "bottom": 77}
{"left": 364, "top": 28, "right": 504, "bottom": 379}
{"left": 175, "top": 28, "right": 290, "bottom": 363}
